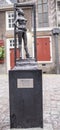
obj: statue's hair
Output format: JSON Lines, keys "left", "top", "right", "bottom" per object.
{"left": 17, "top": 8, "right": 24, "bottom": 16}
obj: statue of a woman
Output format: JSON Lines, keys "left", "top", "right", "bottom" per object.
{"left": 14, "top": 8, "right": 30, "bottom": 59}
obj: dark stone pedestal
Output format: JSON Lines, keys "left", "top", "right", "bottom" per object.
{"left": 9, "top": 67, "right": 43, "bottom": 128}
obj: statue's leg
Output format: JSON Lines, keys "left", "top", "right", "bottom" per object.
{"left": 23, "top": 32, "right": 30, "bottom": 58}
{"left": 18, "top": 32, "right": 22, "bottom": 59}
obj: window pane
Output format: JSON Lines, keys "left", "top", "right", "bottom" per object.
{"left": 13, "top": 40, "right": 14, "bottom": 43}
{"left": 43, "top": 22, "right": 48, "bottom": 27}
{"left": 38, "top": 0, "right": 48, "bottom": 4}
{"left": 38, "top": 13, "right": 43, "bottom": 23}
{"left": 10, "top": 44, "right": 12, "bottom": 46}
{"left": 43, "top": 0, "right": 48, "bottom": 3}
{"left": 12, "top": 14, "right": 14, "bottom": 17}
{"left": 38, "top": 5, "right": 42, "bottom": 13}
{"left": 12, "top": 19, "right": 14, "bottom": 23}
{"left": 38, "top": 0, "right": 42, "bottom": 4}
{"left": 43, "top": 13, "right": 48, "bottom": 22}
{"left": 9, "top": 24, "right": 11, "bottom": 28}
{"left": 10, "top": 40, "right": 12, "bottom": 43}
{"left": 13, "top": 43, "right": 15, "bottom": 46}
{"left": 10, "top": 13, "right": 12, "bottom": 17}
{"left": 38, "top": 13, "right": 48, "bottom": 27}
{"left": 57, "top": 1, "right": 60, "bottom": 11}
{"left": 38, "top": 22, "right": 48, "bottom": 27}
{"left": 38, "top": 23, "right": 43, "bottom": 27}
{"left": 8, "top": 14, "right": 11, "bottom": 17}
{"left": 12, "top": 24, "right": 14, "bottom": 28}
{"left": 9, "top": 19, "right": 11, "bottom": 23}
{"left": 43, "top": 4, "right": 48, "bottom": 12}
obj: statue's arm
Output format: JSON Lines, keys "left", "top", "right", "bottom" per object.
{"left": 13, "top": 18, "right": 17, "bottom": 26}
{"left": 13, "top": 17, "right": 20, "bottom": 29}
{"left": 13, "top": 15, "right": 19, "bottom": 27}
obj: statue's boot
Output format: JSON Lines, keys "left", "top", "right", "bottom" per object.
{"left": 26, "top": 53, "right": 30, "bottom": 58}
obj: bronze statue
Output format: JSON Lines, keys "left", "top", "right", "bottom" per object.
{"left": 14, "top": 8, "right": 30, "bottom": 59}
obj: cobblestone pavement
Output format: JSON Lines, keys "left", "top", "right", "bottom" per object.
{"left": 0, "top": 74, "right": 60, "bottom": 130}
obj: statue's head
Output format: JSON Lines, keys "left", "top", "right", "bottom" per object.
{"left": 17, "top": 8, "right": 24, "bottom": 16}
{"left": 16, "top": 7, "right": 27, "bottom": 22}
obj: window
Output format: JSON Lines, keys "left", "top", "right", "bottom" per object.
{"left": 57, "top": 1, "right": 60, "bottom": 27}
{"left": 10, "top": 39, "right": 14, "bottom": 48}
{"left": 6, "top": 12, "right": 14, "bottom": 30}
{"left": 38, "top": 0, "right": 48, "bottom": 28}
{"left": 57, "top": 1, "right": 60, "bottom": 11}
{"left": 9, "top": 38, "right": 19, "bottom": 48}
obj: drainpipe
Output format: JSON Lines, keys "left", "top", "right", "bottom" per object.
{"left": 52, "top": 28, "right": 60, "bottom": 74}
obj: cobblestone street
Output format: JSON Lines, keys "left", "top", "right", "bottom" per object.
{"left": 0, "top": 74, "right": 60, "bottom": 130}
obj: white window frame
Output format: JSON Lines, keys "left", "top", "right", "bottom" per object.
{"left": 9, "top": 38, "right": 15, "bottom": 48}
{"left": 9, "top": 38, "right": 19, "bottom": 49}
{"left": 6, "top": 11, "right": 14, "bottom": 30}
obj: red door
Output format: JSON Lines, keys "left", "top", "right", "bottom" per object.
{"left": 36, "top": 37, "right": 51, "bottom": 61}
{"left": 10, "top": 49, "right": 20, "bottom": 69}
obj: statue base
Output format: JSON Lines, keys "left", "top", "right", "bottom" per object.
{"left": 9, "top": 59, "right": 43, "bottom": 128}
{"left": 14, "top": 58, "right": 38, "bottom": 70}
